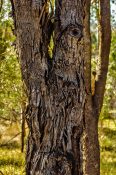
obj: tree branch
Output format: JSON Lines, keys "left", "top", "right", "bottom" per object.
{"left": 0, "top": 0, "right": 3, "bottom": 13}
{"left": 94, "top": 0, "right": 111, "bottom": 115}
{"left": 84, "top": 0, "right": 91, "bottom": 95}
{"left": 0, "top": 127, "right": 28, "bottom": 147}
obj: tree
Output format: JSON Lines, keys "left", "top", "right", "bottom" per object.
{"left": 0, "top": 0, "right": 22, "bottom": 126}
{"left": 10, "top": 0, "right": 111, "bottom": 174}
{"left": 0, "top": 0, "right": 27, "bottom": 153}
{"left": 83, "top": 1, "right": 111, "bottom": 174}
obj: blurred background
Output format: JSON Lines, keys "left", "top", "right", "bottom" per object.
{"left": 0, "top": 0, "right": 116, "bottom": 174}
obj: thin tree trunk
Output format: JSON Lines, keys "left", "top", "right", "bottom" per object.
{"left": 21, "top": 101, "right": 26, "bottom": 152}
{"left": 83, "top": 1, "right": 111, "bottom": 174}
{"left": 82, "top": 0, "right": 111, "bottom": 174}
{"left": 83, "top": 1, "right": 100, "bottom": 175}
{"left": 94, "top": 0, "right": 111, "bottom": 114}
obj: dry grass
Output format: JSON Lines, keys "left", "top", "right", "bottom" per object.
{"left": 0, "top": 119, "right": 115, "bottom": 174}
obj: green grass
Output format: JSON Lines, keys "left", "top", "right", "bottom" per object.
{"left": 0, "top": 119, "right": 115, "bottom": 174}
{"left": 99, "top": 119, "right": 116, "bottom": 175}
{"left": 0, "top": 145, "right": 25, "bottom": 175}
{"left": 101, "top": 152, "right": 116, "bottom": 175}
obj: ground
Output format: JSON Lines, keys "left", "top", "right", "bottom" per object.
{"left": 0, "top": 119, "right": 116, "bottom": 175}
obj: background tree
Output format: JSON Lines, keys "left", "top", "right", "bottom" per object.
{"left": 10, "top": 0, "right": 111, "bottom": 175}
{"left": 0, "top": 0, "right": 22, "bottom": 128}
{"left": 0, "top": 0, "right": 26, "bottom": 152}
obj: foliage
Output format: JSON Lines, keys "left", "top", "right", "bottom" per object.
{"left": 101, "top": 30, "right": 116, "bottom": 120}
{"left": 0, "top": 0, "right": 23, "bottom": 126}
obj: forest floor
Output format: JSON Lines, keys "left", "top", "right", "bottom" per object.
{"left": 99, "top": 119, "right": 116, "bottom": 175}
{"left": 0, "top": 119, "right": 116, "bottom": 175}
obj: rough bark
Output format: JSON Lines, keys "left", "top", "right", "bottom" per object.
{"left": 11, "top": 0, "right": 86, "bottom": 174}
{"left": 10, "top": 0, "right": 111, "bottom": 175}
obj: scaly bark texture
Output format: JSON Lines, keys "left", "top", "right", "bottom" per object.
{"left": 10, "top": 0, "right": 111, "bottom": 175}
{"left": 11, "top": 0, "right": 86, "bottom": 174}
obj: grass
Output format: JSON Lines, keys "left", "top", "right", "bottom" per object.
{"left": 0, "top": 119, "right": 115, "bottom": 174}
{"left": 0, "top": 145, "right": 25, "bottom": 175}
{"left": 99, "top": 119, "right": 116, "bottom": 175}
{"left": 0, "top": 123, "right": 25, "bottom": 175}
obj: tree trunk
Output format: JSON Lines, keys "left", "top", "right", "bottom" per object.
{"left": 82, "top": 1, "right": 100, "bottom": 175}
{"left": 94, "top": 0, "right": 111, "bottom": 114}
{"left": 10, "top": 0, "right": 111, "bottom": 175}
{"left": 21, "top": 100, "right": 26, "bottom": 152}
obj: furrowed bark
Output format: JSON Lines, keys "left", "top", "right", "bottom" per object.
{"left": 44, "top": 1, "right": 86, "bottom": 174}
{"left": 10, "top": 0, "right": 86, "bottom": 174}
{"left": 10, "top": 0, "right": 53, "bottom": 174}
{"left": 94, "top": 0, "right": 111, "bottom": 115}
{"left": 10, "top": 0, "right": 106, "bottom": 175}
{"left": 83, "top": 1, "right": 100, "bottom": 174}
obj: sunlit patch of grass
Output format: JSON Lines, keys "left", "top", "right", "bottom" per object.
{"left": 101, "top": 152, "right": 116, "bottom": 175}
{"left": 0, "top": 119, "right": 115, "bottom": 174}
{"left": 99, "top": 119, "right": 116, "bottom": 175}
{"left": 0, "top": 165, "right": 25, "bottom": 175}
{"left": 0, "top": 146, "right": 25, "bottom": 175}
